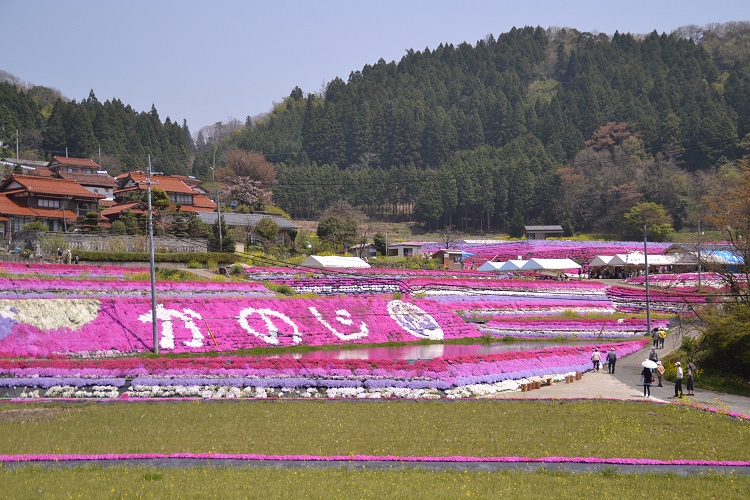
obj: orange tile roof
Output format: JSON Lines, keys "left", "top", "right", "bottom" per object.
{"left": 58, "top": 172, "right": 116, "bottom": 188}
{"left": 177, "top": 204, "right": 215, "bottom": 213}
{"left": 0, "top": 194, "right": 71, "bottom": 219}
{"left": 27, "top": 166, "right": 55, "bottom": 177}
{"left": 101, "top": 201, "right": 144, "bottom": 217}
{"left": 49, "top": 156, "right": 101, "bottom": 169}
{"left": 120, "top": 172, "right": 196, "bottom": 195}
{"left": 3, "top": 174, "right": 104, "bottom": 199}
{"left": 191, "top": 194, "right": 217, "bottom": 209}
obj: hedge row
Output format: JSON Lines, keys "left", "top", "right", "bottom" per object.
{"left": 75, "top": 250, "right": 241, "bottom": 264}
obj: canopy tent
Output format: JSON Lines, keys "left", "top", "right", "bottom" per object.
{"left": 589, "top": 255, "right": 616, "bottom": 267}
{"left": 497, "top": 259, "right": 528, "bottom": 271}
{"left": 608, "top": 253, "right": 677, "bottom": 267}
{"left": 300, "top": 255, "right": 371, "bottom": 269}
{"left": 477, "top": 261, "right": 506, "bottom": 272}
{"left": 520, "top": 258, "right": 582, "bottom": 271}
{"left": 460, "top": 251, "right": 476, "bottom": 258}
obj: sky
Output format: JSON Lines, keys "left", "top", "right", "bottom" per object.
{"left": 3, "top": 1, "right": 750, "bottom": 135}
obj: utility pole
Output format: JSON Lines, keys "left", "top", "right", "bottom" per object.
{"left": 15, "top": 129, "right": 18, "bottom": 160}
{"left": 212, "top": 147, "right": 222, "bottom": 251}
{"left": 644, "top": 224, "right": 651, "bottom": 335}
{"left": 147, "top": 155, "right": 159, "bottom": 354}
{"left": 697, "top": 219, "right": 702, "bottom": 291}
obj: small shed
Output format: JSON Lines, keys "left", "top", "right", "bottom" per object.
{"left": 431, "top": 249, "right": 466, "bottom": 270}
{"left": 387, "top": 242, "right": 426, "bottom": 258}
{"left": 524, "top": 225, "right": 564, "bottom": 240}
{"left": 300, "top": 255, "right": 371, "bottom": 269}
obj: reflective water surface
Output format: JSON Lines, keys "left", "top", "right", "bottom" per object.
{"left": 258, "top": 340, "right": 600, "bottom": 361}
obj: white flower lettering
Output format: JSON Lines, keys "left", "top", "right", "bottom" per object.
{"left": 138, "top": 305, "right": 204, "bottom": 350}
{"left": 308, "top": 307, "right": 368, "bottom": 341}
{"left": 238, "top": 307, "right": 300, "bottom": 345}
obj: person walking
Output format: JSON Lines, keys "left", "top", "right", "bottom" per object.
{"left": 652, "top": 328, "right": 660, "bottom": 348}
{"left": 606, "top": 348, "right": 617, "bottom": 374}
{"left": 674, "top": 361, "right": 684, "bottom": 397}
{"left": 641, "top": 365, "right": 654, "bottom": 397}
{"left": 686, "top": 362, "right": 695, "bottom": 396}
{"left": 656, "top": 361, "right": 665, "bottom": 387}
{"left": 591, "top": 348, "right": 601, "bottom": 372}
{"left": 658, "top": 328, "right": 667, "bottom": 349}
{"left": 648, "top": 348, "right": 658, "bottom": 364}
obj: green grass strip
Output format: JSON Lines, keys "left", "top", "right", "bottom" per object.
{"left": 1, "top": 467, "right": 749, "bottom": 499}
{"left": 2, "top": 400, "right": 750, "bottom": 462}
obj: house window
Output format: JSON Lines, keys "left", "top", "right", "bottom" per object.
{"left": 170, "top": 193, "right": 193, "bottom": 205}
{"left": 93, "top": 189, "right": 100, "bottom": 194}
{"left": 38, "top": 198, "right": 60, "bottom": 208}
{"left": 84, "top": 169, "right": 93, "bottom": 174}
{"left": 68, "top": 168, "right": 78, "bottom": 173}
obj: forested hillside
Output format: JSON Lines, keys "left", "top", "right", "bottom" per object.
{"left": 0, "top": 82, "right": 193, "bottom": 176}
{"left": 3, "top": 23, "right": 750, "bottom": 236}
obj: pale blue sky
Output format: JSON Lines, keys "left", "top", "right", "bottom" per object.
{"left": 3, "top": 1, "right": 749, "bottom": 134}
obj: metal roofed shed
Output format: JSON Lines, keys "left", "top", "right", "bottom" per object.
{"left": 300, "top": 255, "right": 371, "bottom": 269}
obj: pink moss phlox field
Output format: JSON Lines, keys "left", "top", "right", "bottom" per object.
{"left": 0, "top": 262, "right": 148, "bottom": 279}
{"left": 1, "top": 453, "right": 747, "bottom": 467}
{"left": 0, "top": 277, "right": 271, "bottom": 298}
{"left": 478, "top": 317, "right": 669, "bottom": 339}
{"left": 0, "top": 341, "right": 648, "bottom": 386}
{"left": 0, "top": 296, "right": 480, "bottom": 357}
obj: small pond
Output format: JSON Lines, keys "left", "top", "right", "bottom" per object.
{"left": 257, "top": 340, "right": 601, "bottom": 361}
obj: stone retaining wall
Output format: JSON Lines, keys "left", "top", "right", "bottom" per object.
{"left": 10, "top": 231, "right": 209, "bottom": 257}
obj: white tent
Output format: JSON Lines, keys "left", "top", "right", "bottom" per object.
{"left": 589, "top": 255, "right": 616, "bottom": 267}
{"left": 608, "top": 253, "right": 677, "bottom": 266}
{"left": 497, "top": 259, "right": 528, "bottom": 271}
{"left": 477, "top": 261, "right": 506, "bottom": 272}
{"left": 520, "top": 258, "right": 582, "bottom": 271}
{"left": 300, "top": 255, "right": 371, "bottom": 269}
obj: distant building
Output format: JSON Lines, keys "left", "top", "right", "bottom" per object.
{"left": 525, "top": 225, "right": 564, "bottom": 240}
{"left": 44, "top": 156, "right": 117, "bottom": 201}
{"left": 387, "top": 242, "right": 427, "bottom": 258}
{"left": 0, "top": 173, "right": 104, "bottom": 235}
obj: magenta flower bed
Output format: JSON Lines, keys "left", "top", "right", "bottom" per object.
{"left": 0, "top": 262, "right": 148, "bottom": 279}
{"left": 479, "top": 317, "right": 669, "bottom": 339}
{"left": 0, "top": 341, "right": 648, "bottom": 391}
{"left": 0, "top": 296, "right": 480, "bottom": 357}
{"left": 0, "top": 277, "right": 272, "bottom": 298}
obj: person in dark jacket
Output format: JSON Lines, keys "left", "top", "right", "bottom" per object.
{"left": 641, "top": 366, "right": 654, "bottom": 397}
{"left": 606, "top": 348, "right": 617, "bottom": 374}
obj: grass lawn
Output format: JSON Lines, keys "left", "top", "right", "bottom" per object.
{"left": 1, "top": 400, "right": 750, "bottom": 462}
{"left": 2, "top": 467, "right": 750, "bottom": 499}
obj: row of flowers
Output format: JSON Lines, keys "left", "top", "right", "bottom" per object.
{"left": 0, "top": 296, "right": 481, "bottom": 357}
{"left": 1, "top": 341, "right": 648, "bottom": 400}
{"left": 476, "top": 317, "right": 670, "bottom": 339}
{"left": 0, "top": 262, "right": 148, "bottom": 279}
{"left": 606, "top": 286, "right": 706, "bottom": 313}
{"left": 0, "top": 277, "right": 272, "bottom": 298}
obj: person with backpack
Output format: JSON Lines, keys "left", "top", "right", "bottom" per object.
{"left": 641, "top": 365, "right": 654, "bottom": 397}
